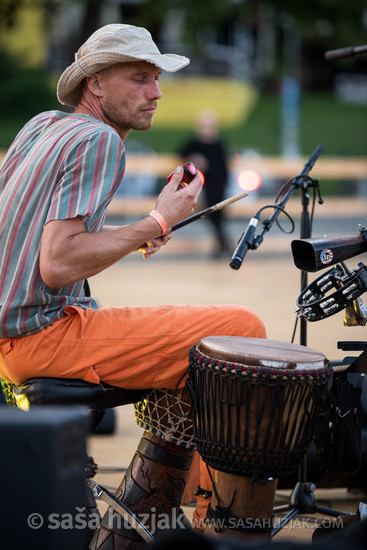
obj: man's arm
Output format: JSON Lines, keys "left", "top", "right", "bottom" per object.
{"left": 40, "top": 167, "right": 202, "bottom": 289}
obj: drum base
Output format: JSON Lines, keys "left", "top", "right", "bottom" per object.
{"left": 205, "top": 471, "right": 277, "bottom": 542}
{"left": 90, "top": 431, "right": 194, "bottom": 550}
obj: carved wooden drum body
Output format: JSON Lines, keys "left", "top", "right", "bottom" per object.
{"left": 187, "top": 336, "right": 332, "bottom": 539}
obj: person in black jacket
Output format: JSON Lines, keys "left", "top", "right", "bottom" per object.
{"left": 180, "top": 109, "right": 231, "bottom": 258}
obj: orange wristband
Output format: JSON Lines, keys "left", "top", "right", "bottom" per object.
{"left": 149, "top": 209, "right": 167, "bottom": 234}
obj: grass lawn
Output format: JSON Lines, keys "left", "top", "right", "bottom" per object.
{"left": 155, "top": 77, "right": 258, "bottom": 128}
{"left": 0, "top": 79, "right": 366, "bottom": 158}
{"left": 129, "top": 90, "right": 367, "bottom": 158}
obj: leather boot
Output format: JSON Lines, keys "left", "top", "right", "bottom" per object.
{"left": 89, "top": 431, "right": 194, "bottom": 550}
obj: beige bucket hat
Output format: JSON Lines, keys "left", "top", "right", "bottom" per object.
{"left": 57, "top": 24, "right": 190, "bottom": 107}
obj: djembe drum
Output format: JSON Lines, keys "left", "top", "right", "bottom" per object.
{"left": 91, "top": 388, "right": 195, "bottom": 550}
{"left": 187, "top": 336, "right": 332, "bottom": 541}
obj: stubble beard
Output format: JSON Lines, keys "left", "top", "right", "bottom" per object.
{"left": 101, "top": 98, "right": 155, "bottom": 137}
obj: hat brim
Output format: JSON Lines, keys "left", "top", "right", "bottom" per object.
{"left": 57, "top": 51, "right": 190, "bottom": 107}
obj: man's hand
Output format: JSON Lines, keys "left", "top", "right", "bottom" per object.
{"left": 39, "top": 166, "right": 202, "bottom": 289}
{"left": 138, "top": 232, "right": 172, "bottom": 259}
{"left": 154, "top": 165, "right": 203, "bottom": 229}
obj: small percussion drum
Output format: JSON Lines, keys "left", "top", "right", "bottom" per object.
{"left": 187, "top": 336, "right": 332, "bottom": 540}
{"left": 91, "top": 388, "right": 195, "bottom": 550}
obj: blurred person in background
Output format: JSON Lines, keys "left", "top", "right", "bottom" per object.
{"left": 180, "top": 109, "right": 231, "bottom": 258}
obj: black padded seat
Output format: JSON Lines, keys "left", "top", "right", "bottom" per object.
{"left": 14, "top": 377, "right": 146, "bottom": 410}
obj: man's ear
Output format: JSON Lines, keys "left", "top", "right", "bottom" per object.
{"left": 86, "top": 74, "right": 103, "bottom": 98}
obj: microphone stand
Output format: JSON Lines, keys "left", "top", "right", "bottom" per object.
{"left": 299, "top": 162, "right": 313, "bottom": 347}
{"left": 272, "top": 165, "right": 349, "bottom": 535}
{"left": 230, "top": 145, "right": 324, "bottom": 271}
{"left": 229, "top": 146, "right": 348, "bottom": 534}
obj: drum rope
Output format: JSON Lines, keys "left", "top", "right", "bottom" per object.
{"left": 205, "top": 463, "right": 238, "bottom": 532}
{"left": 173, "top": 366, "right": 191, "bottom": 418}
{"left": 206, "top": 503, "right": 274, "bottom": 534}
{"left": 134, "top": 387, "right": 195, "bottom": 449}
{"left": 188, "top": 346, "right": 331, "bottom": 478}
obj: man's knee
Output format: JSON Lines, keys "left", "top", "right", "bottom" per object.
{"left": 225, "top": 305, "right": 266, "bottom": 339}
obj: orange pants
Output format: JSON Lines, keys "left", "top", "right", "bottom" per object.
{"left": 0, "top": 303, "right": 265, "bottom": 387}
{"left": 0, "top": 303, "right": 266, "bottom": 524}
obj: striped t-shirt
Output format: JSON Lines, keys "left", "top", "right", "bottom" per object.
{"left": 0, "top": 110, "right": 125, "bottom": 338}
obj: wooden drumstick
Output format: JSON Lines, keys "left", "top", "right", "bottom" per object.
{"left": 172, "top": 190, "right": 248, "bottom": 232}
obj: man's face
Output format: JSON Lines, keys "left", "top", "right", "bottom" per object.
{"left": 97, "top": 61, "right": 162, "bottom": 138}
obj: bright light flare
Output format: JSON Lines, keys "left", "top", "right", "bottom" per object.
{"left": 237, "top": 169, "right": 262, "bottom": 192}
{"left": 198, "top": 170, "right": 205, "bottom": 186}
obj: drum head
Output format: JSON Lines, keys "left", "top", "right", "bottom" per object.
{"left": 197, "top": 336, "right": 327, "bottom": 371}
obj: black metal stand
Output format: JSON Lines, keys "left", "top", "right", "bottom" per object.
{"left": 272, "top": 482, "right": 345, "bottom": 535}
{"left": 272, "top": 164, "right": 348, "bottom": 536}
{"left": 229, "top": 146, "right": 350, "bottom": 535}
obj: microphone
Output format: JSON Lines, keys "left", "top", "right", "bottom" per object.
{"left": 230, "top": 215, "right": 259, "bottom": 270}
{"left": 299, "top": 145, "right": 323, "bottom": 177}
{"left": 325, "top": 44, "right": 367, "bottom": 60}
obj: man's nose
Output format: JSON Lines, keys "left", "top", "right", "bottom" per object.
{"left": 148, "top": 80, "right": 162, "bottom": 100}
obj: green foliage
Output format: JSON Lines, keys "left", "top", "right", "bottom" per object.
{"left": 0, "top": 48, "right": 57, "bottom": 119}
{"left": 124, "top": 0, "right": 367, "bottom": 53}
{"left": 300, "top": 94, "right": 367, "bottom": 157}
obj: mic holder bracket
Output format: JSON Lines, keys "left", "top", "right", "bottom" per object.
{"left": 229, "top": 145, "right": 324, "bottom": 270}
{"left": 247, "top": 174, "right": 320, "bottom": 250}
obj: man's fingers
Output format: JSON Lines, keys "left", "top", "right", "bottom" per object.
{"left": 139, "top": 234, "right": 172, "bottom": 258}
{"left": 166, "top": 165, "right": 184, "bottom": 185}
